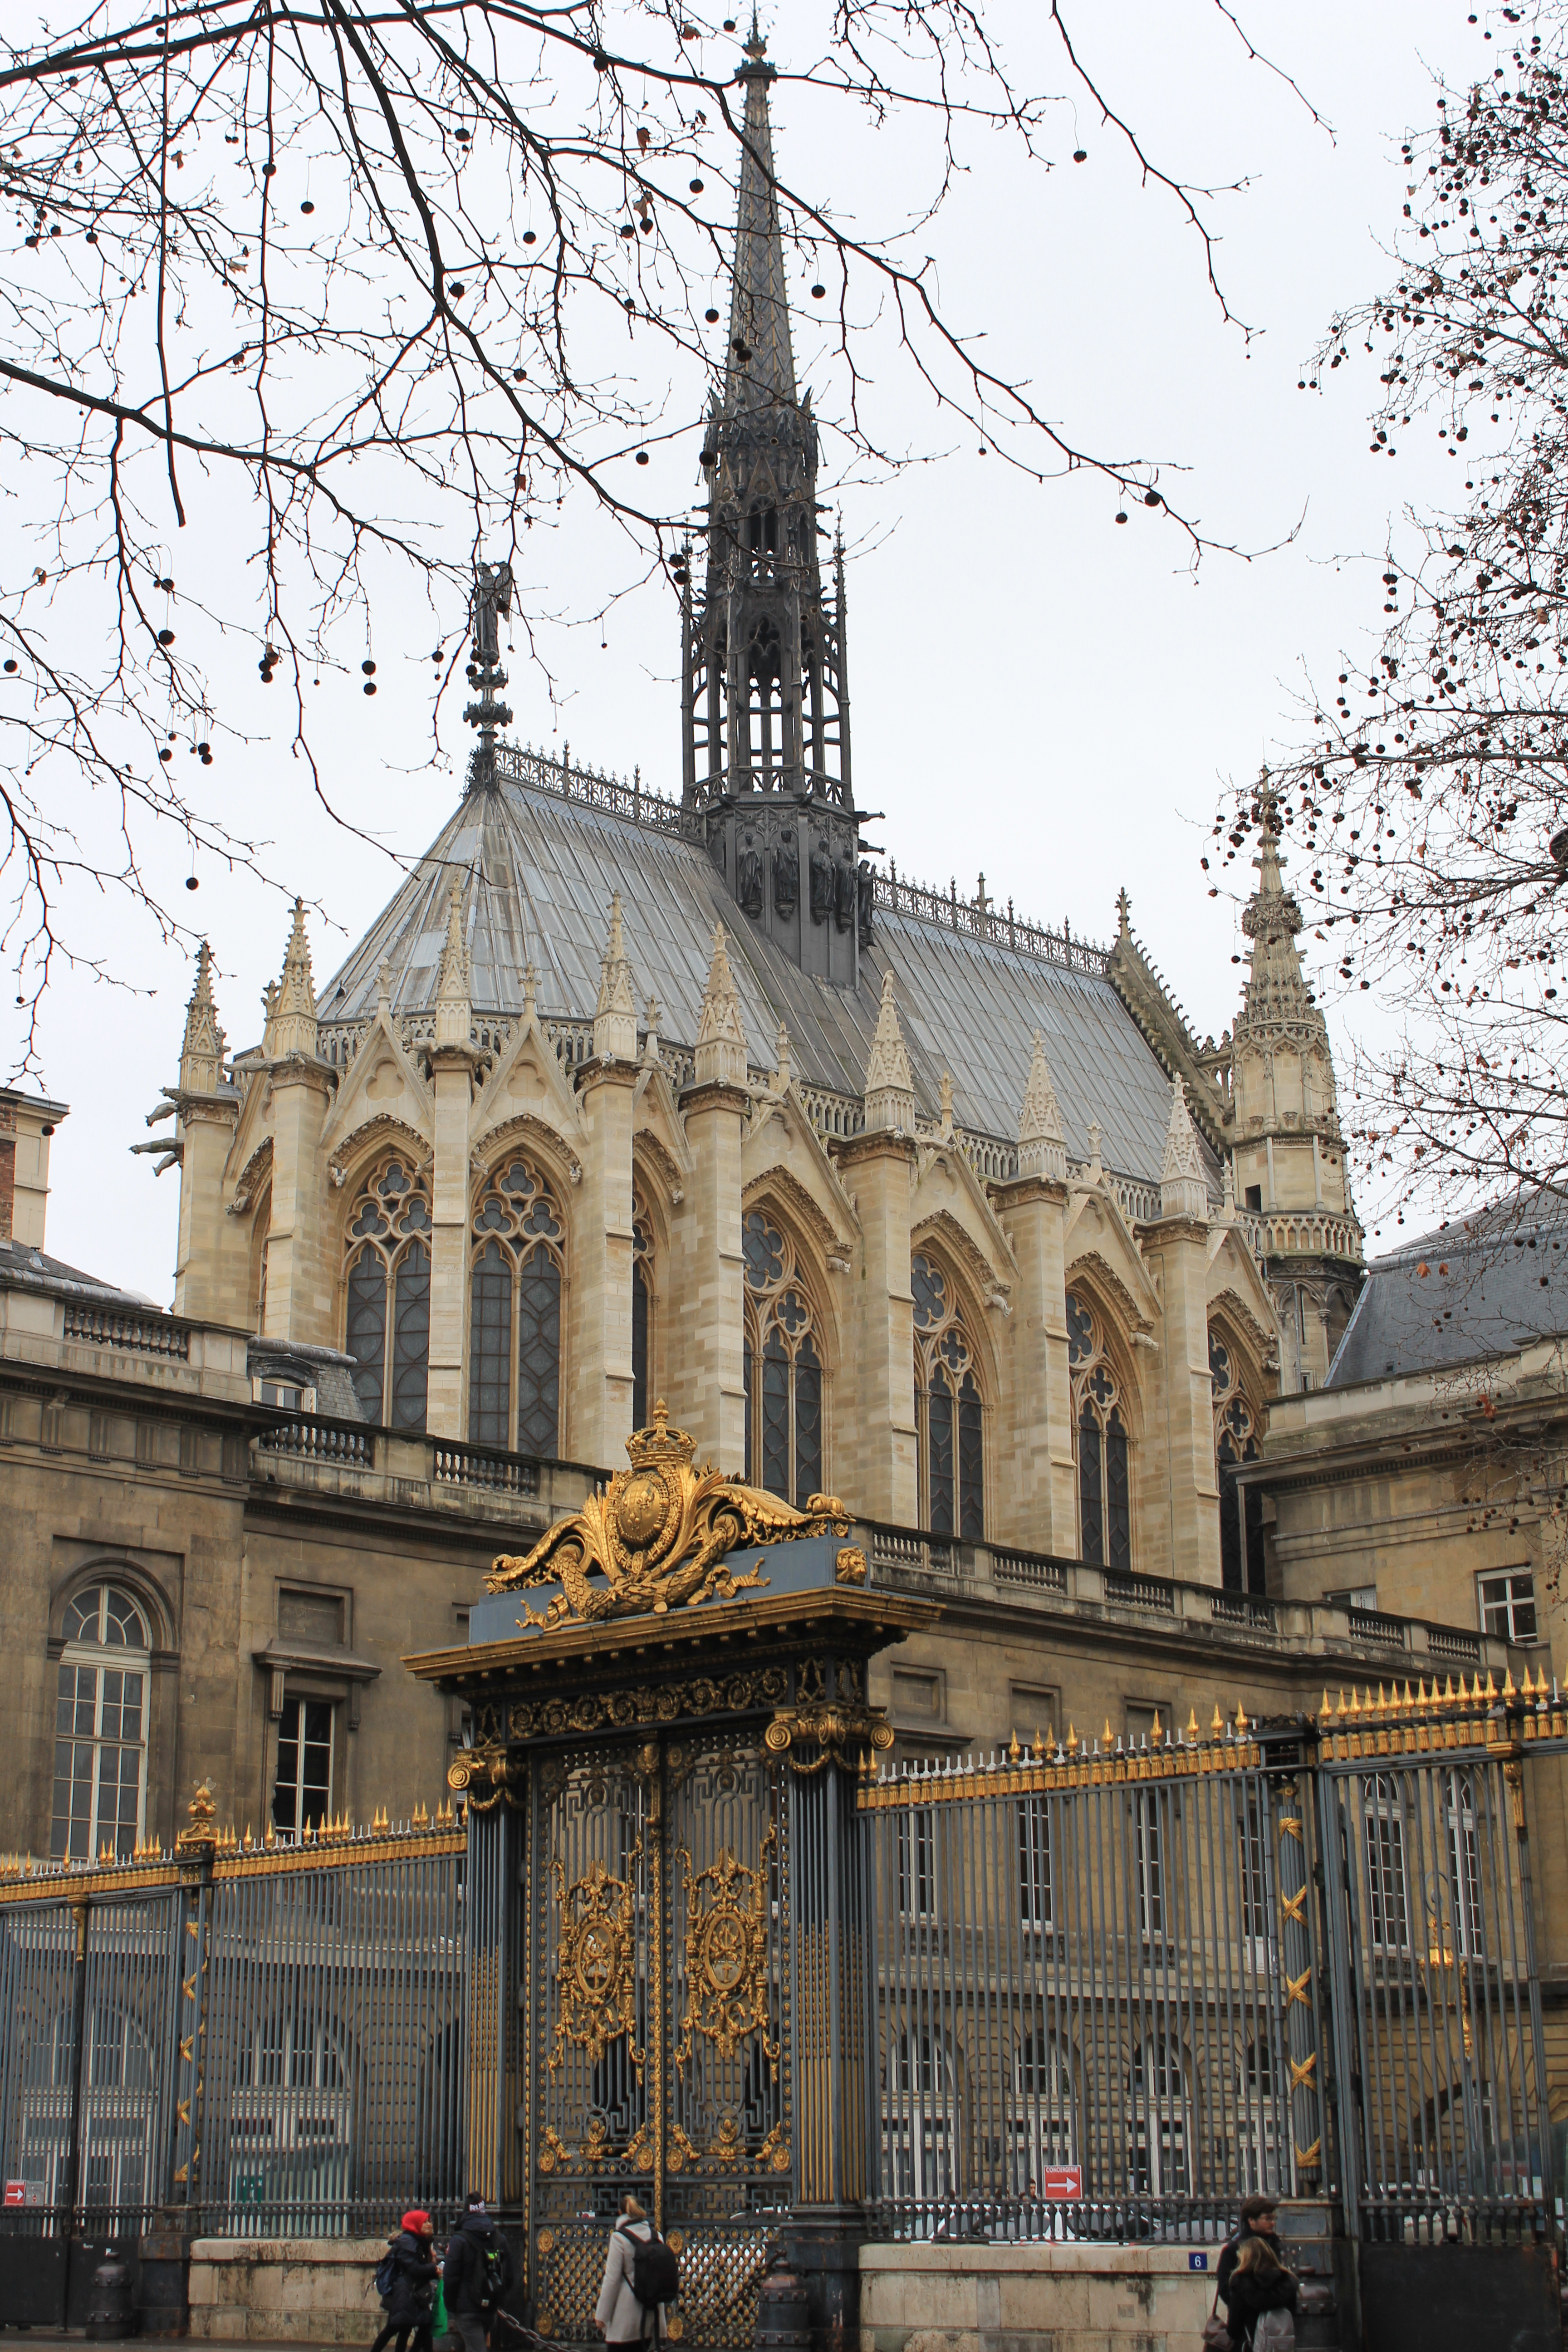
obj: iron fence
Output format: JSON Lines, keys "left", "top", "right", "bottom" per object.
{"left": 856, "top": 1715, "right": 1318, "bottom": 2243}
{"left": 0, "top": 1807, "right": 466, "bottom": 2244}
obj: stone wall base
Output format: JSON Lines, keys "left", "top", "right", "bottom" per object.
{"left": 188, "top": 2237, "right": 386, "bottom": 2344}
{"left": 859, "top": 2240, "right": 1219, "bottom": 2352}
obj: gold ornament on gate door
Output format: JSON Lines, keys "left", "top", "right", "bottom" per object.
{"left": 674, "top": 1827, "right": 779, "bottom": 2071}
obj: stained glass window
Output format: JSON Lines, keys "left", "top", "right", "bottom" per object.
{"left": 342, "top": 1159, "right": 433, "bottom": 1429}
{"left": 51, "top": 1584, "right": 149, "bottom": 1861}
{"left": 467, "top": 1160, "right": 565, "bottom": 1455}
{"left": 912, "top": 1252, "right": 984, "bottom": 1539}
{"left": 741, "top": 1208, "right": 828, "bottom": 1506}
{"left": 1065, "top": 1290, "right": 1132, "bottom": 1571}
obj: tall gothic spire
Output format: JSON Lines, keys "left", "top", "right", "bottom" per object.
{"left": 1238, "top": 780, "right": 1315, "bottom": 1032}
{"left": 681, "top": 30, "right": 862, "bottom": 989}
{"left": 593, "top": 892, "right": 638, "bottom": 1062}
{"left": 863, "top": 971, "right": 916, "bottom": 1133}
{"left": 1017, "top": 1032, "right": 1066, "bottom": 1184}
{"left": 1160, "top": 1077, "right": 1209, "bottom": 1222}
{"left": 434, "top": 877, "right": 473, "bottom": 1050}
{"left": 723, "top": 32, "right": 798, "bottom": 415}
{"left": 179, "top": 941, "right": 226, "bottom": 1095}
{"left": 269, "top": 898, "right": 319, "bottom": 1061}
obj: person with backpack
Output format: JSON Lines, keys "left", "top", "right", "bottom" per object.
{"left": 371, "top": 2211, "right": 439, "bottom": 2352}
{"left": 1223, "top": 2236, "right": 1298, "bottom": 2352}
{"left": 1216, "top": 2195, "right": 1283, "bottom": 2310}
{"left": 442, "top": 2194, "right": 514, "bottom": 2352}
{"left": 593, "top": 2194, "right": 677, "bottom": 2345}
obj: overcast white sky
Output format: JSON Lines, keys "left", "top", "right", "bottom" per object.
{"left": 19, "top": 0, "right": 1490, "bottom": 1300}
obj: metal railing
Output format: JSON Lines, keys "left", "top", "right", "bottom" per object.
{"left": 0, "top": 1808, "right": 466, "bottom": 2244}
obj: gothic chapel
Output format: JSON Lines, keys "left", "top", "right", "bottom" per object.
{"left": 166, "top": 36, "right": 1362, "bottom": 1601}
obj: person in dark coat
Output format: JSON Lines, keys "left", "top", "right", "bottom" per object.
{"left": 1217, "top": 2195, "right": 1282, "bottom": 2308}
{"left": 443, "top": 2194, "right": 513, "bottom": 2352}
{"left": 372, "top": 2211, "right": 439, "bottom": 2352}
{"left": 1223, "top": 2235, "right": 1298, "bottom": 2352}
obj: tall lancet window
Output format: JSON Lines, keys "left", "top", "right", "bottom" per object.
{"left": 1067, "top": 1291, "right": 1132, "bottom": 1571}
{"left": 741, "top": 1209, "right": 824, "bottom": 1505}
{"left": 343, "top": 1158, "right": 432, "bottom": 1430}
{"left": 1210, "top": 1328, "right": 1266, "bottom": 1595}
{"left": 912, "top": 1253, "right": 984, "bottom": 1540}
{"left": 469, "top": 1160, "right": 566, "bottom": 1455}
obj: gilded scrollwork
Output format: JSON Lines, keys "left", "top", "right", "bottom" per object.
{"left": 490, "top": 1400, "right": 849, "bottom": 1628}
{"left": 764, "top": 1703, "right": 894, "bottom": 1776}
{"left": 446, "top": 1739, "right": 518, "bottom": 1811}
{"left": 504, "top": 1665, "right": 789, "bottom": 1744}
{"left": 548, "top": 1851, "right": 644, "bottom": 2077}
{"left": 674, "top": 1828, "right": 779, "bottom": 2073}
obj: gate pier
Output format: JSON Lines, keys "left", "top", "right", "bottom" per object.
{"left": 414, "top": 1432, "right": 936, "bottom": 2352}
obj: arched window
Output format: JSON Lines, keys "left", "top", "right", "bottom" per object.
{"left": 1210, "top": 1328, "right": 1265, "bottom": 1595}
{"left": 742, "top": 1209, "right": 825, "bottom": 1504}
{"left": 343, "top": 1158, "right": 432, "bottom": 1429}
{"left": 1127, "top": 2038, "right": 1191, "bottom": 2195}
{"left": 469, "top": 1159, "right": 565, "bottom": 1454}
{"left": 632, "top": 1211, "right": 653, "bottom": 1432}
{"left": 912, "top": 1253, "right": 984, "bottom": 1539}
{"left": 1066, "top": 1291, "right": 1132, "bottom": 1570}
{"left": 51, "top": 1583, "right": 150, "bottom": 1861}
{"left": 1012, "top": 2033, "right": 1075, "bottom": 2195}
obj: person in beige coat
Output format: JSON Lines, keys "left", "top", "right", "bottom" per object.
{"left": 593, "top": 2196, "right": 665, "bottom": 2346}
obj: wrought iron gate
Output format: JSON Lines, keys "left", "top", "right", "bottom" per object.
{"left": 521, "top": 1728, "right": 794, "bottom": 2347}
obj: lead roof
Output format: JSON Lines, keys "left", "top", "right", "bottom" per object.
{"left": 1326, "top": 1190, "right": 1568, "bottom": 1387}
{"left": 313, "top": 774, "right": 1205, "bottom": 1188}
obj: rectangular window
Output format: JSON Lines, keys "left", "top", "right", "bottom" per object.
{"left": 50, "top": 1662, "right": 146, "bottom": 1861}
{"left": 1478, "top": 1568, "right": 1538, "bottom": 1645}
{"left": 1018, "top": 1797, "right": 1052, "bottom": 1928}
{"left": 1239, "top": 1798, "right": 1271, "bottom": 1943}
{"left": 273, "top": 1697, "right": 333, "bottom": 1840}
{"left": 1135, "top": 1794, "right": 1164, "bottom": 1939}
{"left": 1446, "top": 1773, "right": 1485, "bottom": 1958}
{"left": 1364, "top": 1788, "right": 1410, "bottom": 1951}
{"left": 897, "top": 1807, "right": 937, "bottom": 1918}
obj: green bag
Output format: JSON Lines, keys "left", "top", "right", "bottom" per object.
{"left": 432, "top": 2279, "right": 448, "bottom": 2341}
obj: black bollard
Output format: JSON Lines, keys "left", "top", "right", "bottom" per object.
{"left": 754, "top": 2249, "right": 811, "bottom": 2352}
{"left": 85, "top": 2242, "right": 136, "bottom": 2342}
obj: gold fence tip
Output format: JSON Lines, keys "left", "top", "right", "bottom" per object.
{"left": 1102, "top": 1717, "right": 1113, "bottom": 1747}
{"left": 1187, "top": 1709, "right": 1200, "bottom": 1741}
{"left": 1210, "top": 1704, "right": 1225, "bottom": 1737}
{"left": 1485, "top": 1671, "right": 1498, "bottom": 1699}
{"left": 1066, "top": 1723, "right": 1079, "bottom": 1755}
{"left": 1456, "top": 1672, "right": 1470, "bottom": 1701}
{"left": 1403, "top": 1681, "right": 1415, "bottom": 1711}
{"left": 1347, "top": 1688, "right": 1361, "bottom": 1718}
{"left": 263, "top": 1818, "right": 277, "bottom": 1848}
{"left": 1416, "top": 1679, "right": 1427, "bottom": 1707}
{"left": 1034, "top": 1725, "right": 1046, "bottom": 1759}
{"left": 412, "top": 1800, "right": 430, "bottom": 1828}
{"left": 1502, "top": 1667, "right": 1516, "bottom": 1699}
{"left": 1335, "top": 1688, "right": 1347, "bottom": 1718}
{"left": 1321, "top": 1690, "right": 1332, "bottom": 1719}
{"left": 1234, "top": 1704, "right": 1249, "bottom": 1735}
{"left": 1151, "top": 1710, "right": 1163, "bottom": 1744}
{"left": 1375, "top": 1683, "right": 1387, "bottom": 1714}
{"left": 1008, "top": 1730, "right": 1021, "bottom": 1762}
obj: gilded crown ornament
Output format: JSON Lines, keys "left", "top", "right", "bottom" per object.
{"left": 488, "top": 1401, "right": 850, "bottom": 1631}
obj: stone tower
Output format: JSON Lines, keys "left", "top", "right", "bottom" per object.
{"left": 681, "top": 32, "right": 865, "bottom": 985}
{"left": 1227, "top": 784, "right": 1363, "bottom": 1388}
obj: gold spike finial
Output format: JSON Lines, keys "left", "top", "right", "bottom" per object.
{"left": 1210, "top": 1704, "right": 1225, "bottom": 1737}
{"left": 1502, "top": 1667, "right": 1516, "bottom": 1700}
{"left": 1187, "top": 1709, "right": 1200, "bottom": 1741}
{"left": 1235, "top": 1703, "right": 1249, "bottom": 1735}
{"left": 1151, "top": 1710, "right": 1163, "bottom": 1745}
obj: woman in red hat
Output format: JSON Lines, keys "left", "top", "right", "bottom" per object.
{"left": 372, "top": 2211, "right": 440, "bottom": 2352}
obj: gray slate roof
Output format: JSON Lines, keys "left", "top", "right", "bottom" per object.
{"left": 314, "top": 775, "right": 1194, "bottom": 1186}
{"left": 1326, "top": 1191, "right": 1568, "bottom": 1387}
{"left": 0, "top": 1236, "right": 160, "bottom": 1311}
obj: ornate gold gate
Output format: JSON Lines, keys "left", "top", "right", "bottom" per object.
{"left": 526, "top": 1727, "right": 792, "bottom": 2347}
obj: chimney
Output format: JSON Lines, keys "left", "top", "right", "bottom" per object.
{"left": 0, "top": 1090, "right": 69, "bottom": 1248}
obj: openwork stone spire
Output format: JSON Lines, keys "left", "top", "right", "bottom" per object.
{"left": 1160, "top": 1076, "right": 1209, "bottom": 1221}
{"left": 694, "top": 922, "right": 748, "bottom": 1089}
{"left": 1016, "top": 1030, "right": 1067, "bottom": 1184}
{"left": 593, "top": 891, "right": 638, "bottom": 1062}
{"left": 434, "top": 877, "right": 473, "bottom": 1051}
{"left": 1238, "top": 781, "right": 1316, "bottom": 1034}
{"left": 179, "top": 941, "right": 225, "bottom": 1094}
{"left": 864, "top": 970, "right": 916, "bottom": 1134}
{"left": 722, "top": 31, "right": 797, "bottom": 417}
{"left": 269, "top": 898, "right": 319, "bottom": 1061}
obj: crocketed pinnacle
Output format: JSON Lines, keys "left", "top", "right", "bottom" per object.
{"left": 1238, "top": 781, "right": 1316, "bottom": 1034}
{"left": 434, "top": 877, "right": 473, "bottom": 1051}
{"left": 179, "top": 940, "right": 225, "bottom": 1095}
{"left": 864, "top": 970, "right": 915, "bottom": 1132}
{"left": 1159, "top": 1076, "right": 1208, "bottom": 1221}
{"left": 593, "top": 891, "right": 638, "bottom": 1062}
{"left": 722, "top": 33, "right": 798, "bottom": 415}
{"left": 269, "top": 897, "right": 319, "bottom": 1062}
{"left": 694, "top": 921, "right": 748, "bottom": 1088}
{"left": 1016, "top": 1030, "right": 1066, "bottom": 1184}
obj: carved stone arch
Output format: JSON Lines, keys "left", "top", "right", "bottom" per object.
{"left": 1207, "top": 1285, "right": 1275, "bottom": 1382}
{"left": 247, "top": 1182, "right": 272, "bottom": 1331}
{"left": 327, "top": 1114, "right": 433, "bottom": 1196}
{"left": 1063, "top": 1245, "right": 1154, "bottom": 1357}
{"left": 230, "top": 1135, "right": 273, "bottom": 1213}
{"left": 473, "top": 1112, "right": 583, "bottom": 1203}
{"left": 632, "top": 1131, "right": 686, "bottom": 1221}
{"left": 49, "top": 1555, "right": 176, "bottom": 1654}
{"left": 744, "top": 1164, "right": 852, "bottom": 1275}
{"left": 912, "top": 1204, "right": 1008, "bottom": 1320}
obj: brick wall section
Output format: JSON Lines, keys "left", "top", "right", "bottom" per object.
{"left": 0, "top": 1096, "right": 15, "bottom": 1242}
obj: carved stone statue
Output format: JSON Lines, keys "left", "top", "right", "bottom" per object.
{"left": 773, "top": 826, "right": 799, "bottom": 918}
{"left": 857, "top": 858, "right": 874, "bottom": 948}
{"left": 808, "top": 835, "right": 834, "bottom": 925}
{"left": 736, "top": 828, "right": 764, "bottom": 919}
{"left": 833, "top": 847, "right": 857, "bottom": 933}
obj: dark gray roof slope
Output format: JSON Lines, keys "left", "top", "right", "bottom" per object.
{"left": 1326, "top": 1191, "right": 1568, "bottom": 1387}
{"left": 0, "top": 1237, "right": 159, "bottom": 1311}
{"left": 315, "top": 777, "right": 1191, "bottom": 1183}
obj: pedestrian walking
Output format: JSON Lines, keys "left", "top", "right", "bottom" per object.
{"left": 371, "top": 2211, "right": 439, "bottom": 2352}
{"left": 1216, "top": 2194, "right": 1284, "bottom": 2309}
{"left": 442, "top": 2193, "right": 514, "bottom": 2352}
{"left": 593, "top": 2195, "right": 674, "bottom": 2346}
{"left": 1223, "top": 2236, "right": 1298, "bottom": 2352}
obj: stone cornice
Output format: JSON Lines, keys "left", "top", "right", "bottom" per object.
{"left": 677, "top": 1077, "right": 752, "bottom": 1120}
